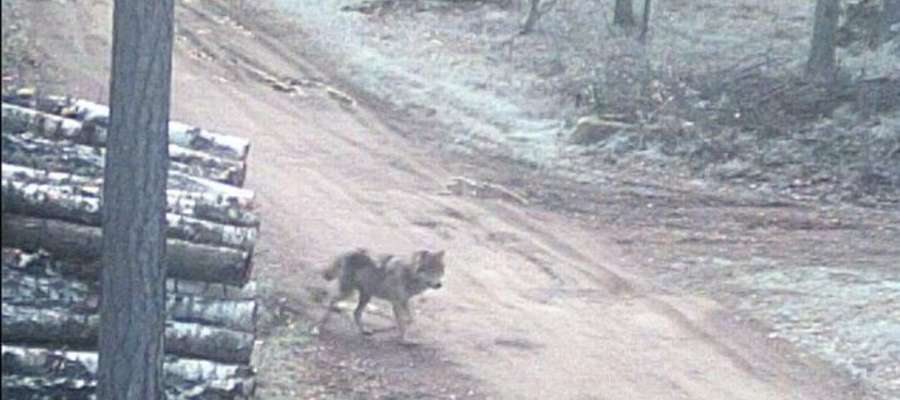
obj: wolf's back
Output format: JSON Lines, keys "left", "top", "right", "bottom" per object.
{"left": 322, "top": 248, "right": 374, "bottom": 281}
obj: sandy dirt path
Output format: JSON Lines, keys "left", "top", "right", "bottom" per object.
{"left": 7, "top": 0, "right": 862, "bottom": 398}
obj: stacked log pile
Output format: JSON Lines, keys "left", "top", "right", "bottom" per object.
{"left": 1, "top": 93, "right": 260, "bottom": 399}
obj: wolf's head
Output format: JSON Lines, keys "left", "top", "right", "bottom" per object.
{"left": 413, "top": 250, "right": 446, "bottom": 290}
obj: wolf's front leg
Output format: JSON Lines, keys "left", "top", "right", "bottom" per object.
{"left": 392, "top": 302, "right": 409, "bottom": 341}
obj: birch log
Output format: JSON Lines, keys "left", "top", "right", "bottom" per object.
{"left": 1, "top": 345, "right": 255, "bottom": 399}
{"left": 2, "top": 178, "right": 258, "bottom": 250}
{"left": 1, "top": 248, "right": 257, "bottom": 301}
{"left": 1, "top": 215, "right": 252, "bottom": 285}
{"left": 1, "top": 304, "right": 254, "bottom": 364}
{"left": 2, "top": 164, "right": 259, "bottom": 226}
{"left": 1, "top": 131, "right": 248, "bottom": 188}
{"left": 1, "top": 267, "right": 257, "bottom": 333}
{"left": 2, "top": 100, "right": 251, "bottom": 162}
{"left": 3, "top": 102, "right": 248, "bottom": 186}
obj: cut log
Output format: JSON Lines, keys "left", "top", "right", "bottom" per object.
{"left": 1, "top": 214, "right": 252, "bottom": 285}
{"left": 3, "top": 103, "right": 247, "bottom": 186}
{"left": 2, "top": 132, "right": 249, "bottom": 189}
{"left": 1, "top": 345, "right": 255, "bottom": 399}
{"left": 1, "top": 102, "right": 92, "bottom": 142}
{"left": 2, "top": 178, "right": 258, "bottom": 250}
{"left": 1, "top": 133, "right": 256, "bottom": 205}
{"left": 166, "top": 278, "right": 258, "bottom": 301}
{"left": 2, "top": 99, "right": 251, "bottom": 162}
{"left": 1, "top": 267, "right": 257, "bottom": 333}
{"left": 169, "top": 145, "right": 247, "bottom": 187}
{"left": 1, "top": 248, "right": 258, "bottom": 301}
{"left": 169, "top": 170, "right": 256, "bottom": 206}
{"left": 2, "top": 304, "right": 254, "bottom": 364}
{"left": 1, "top": 163, "right": 99, "bottom": 186}
{"left": 2, "top": 164, "right": 259, "bottom": 226}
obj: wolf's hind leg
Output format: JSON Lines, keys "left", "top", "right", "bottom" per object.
{"left": 354, "top": 292, "right": 373, "bottom": 336}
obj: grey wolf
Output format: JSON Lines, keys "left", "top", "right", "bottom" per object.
{"left": 315, "top": 248, "right": 446, "bottom": 341}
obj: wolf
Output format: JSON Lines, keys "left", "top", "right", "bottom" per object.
{"left": 314, "top": 248, "right": 446, "bottom": 341}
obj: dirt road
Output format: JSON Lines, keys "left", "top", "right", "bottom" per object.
{"left": 5, "top": 0, "right": 865, "bottom": 398}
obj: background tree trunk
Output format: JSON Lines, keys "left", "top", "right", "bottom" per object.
{"left": 520, "top": 0, "right": 557, "bottom": 35}
{"left": 806, "top": 0, "right": 841, "bottom": 81}
{"left": 640, "top": 0, "right": 652, "bottom": 42}
{"left": 97, "top": 0, "right": 175, "bottom": 398}
{"left": 613, "top": 0, "right": 636, "bottom": 28}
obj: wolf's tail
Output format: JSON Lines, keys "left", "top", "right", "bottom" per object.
{"left": 322, "top": 248, "right": 371, "bottom": 281}
{"left": 322, "top": 257, "right": 343, "bottom": 281}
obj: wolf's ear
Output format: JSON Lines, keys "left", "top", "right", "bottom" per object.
{"left": 434, "top": 250, "right": 445, "bottom": 261}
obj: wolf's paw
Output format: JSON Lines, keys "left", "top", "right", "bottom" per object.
{"left": 309, "top": 325, "right": 321, "bottom": 336}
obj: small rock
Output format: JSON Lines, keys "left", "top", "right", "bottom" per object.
{"left": 569, "top": 115, "right": 633, "bottom": 145}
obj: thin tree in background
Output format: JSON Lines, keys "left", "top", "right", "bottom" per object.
{"left": 806, "top": 0, "right": 840, "bottom": 81}
{"left": 97, "top": 0, "right": 174, "bottom": 397}
{"left": 520, "top": 0, "right": 558, "bottom": 35}
{"left": 639, "top": 0, "right": 652, "bottom": 43}
{"left": 613, "top": 0, "right": 636, "bottom": 28}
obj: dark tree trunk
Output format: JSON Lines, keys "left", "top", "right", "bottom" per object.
{"left": 806, "top": 0, "right": 841, "bottom": 81}
{"left": 98, "top": 0, "right": 175, "bottom": 398}
{"left": 521, "top": 0, "right": 542, "bottom": 35}
{"left": 613, "top": 0, "right": 636, "bottom": 28}
{"left": 640, "top": 0, "right": 652, "bottom": 42}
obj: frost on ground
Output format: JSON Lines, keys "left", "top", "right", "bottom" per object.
{"left": 271, "top": 0, "right": 898, "bottom": 205}
{"left": 727, "top": 262, "right": 900, "bottom": 399}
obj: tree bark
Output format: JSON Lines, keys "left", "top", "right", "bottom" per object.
{"left": 806, "top": 0, "right": 841, "bottom": 81}
{"left": 101, "top": 6, "right": 174, "bottom": 388}
{"left": 2, "top": 178, "right": 259, "bottom": 250}
{"left": 2, "top": 130, "right": 247, "bottom": 187}
{"left": 640, "top": 0, "right": 652, "bottom": 43}
{"left": 2, "top": 267, "right": 258, "bottom": 333}
{"left": 2, "top": 214, "right": 253, "bottom": 285}
{"left": 1, "top": 345, "right": 256, "bottom": 399}
{"left": 2, "top": 163, "right": 259, "bottom": 227}
{"left": 520, "top": 0, "right": 557, "bottom": 35}
{"left": 613, "top": 0, "right": 636, "bottom": 28}
{"left": 1, "top": 98, "right": 251, "bottom": 162}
